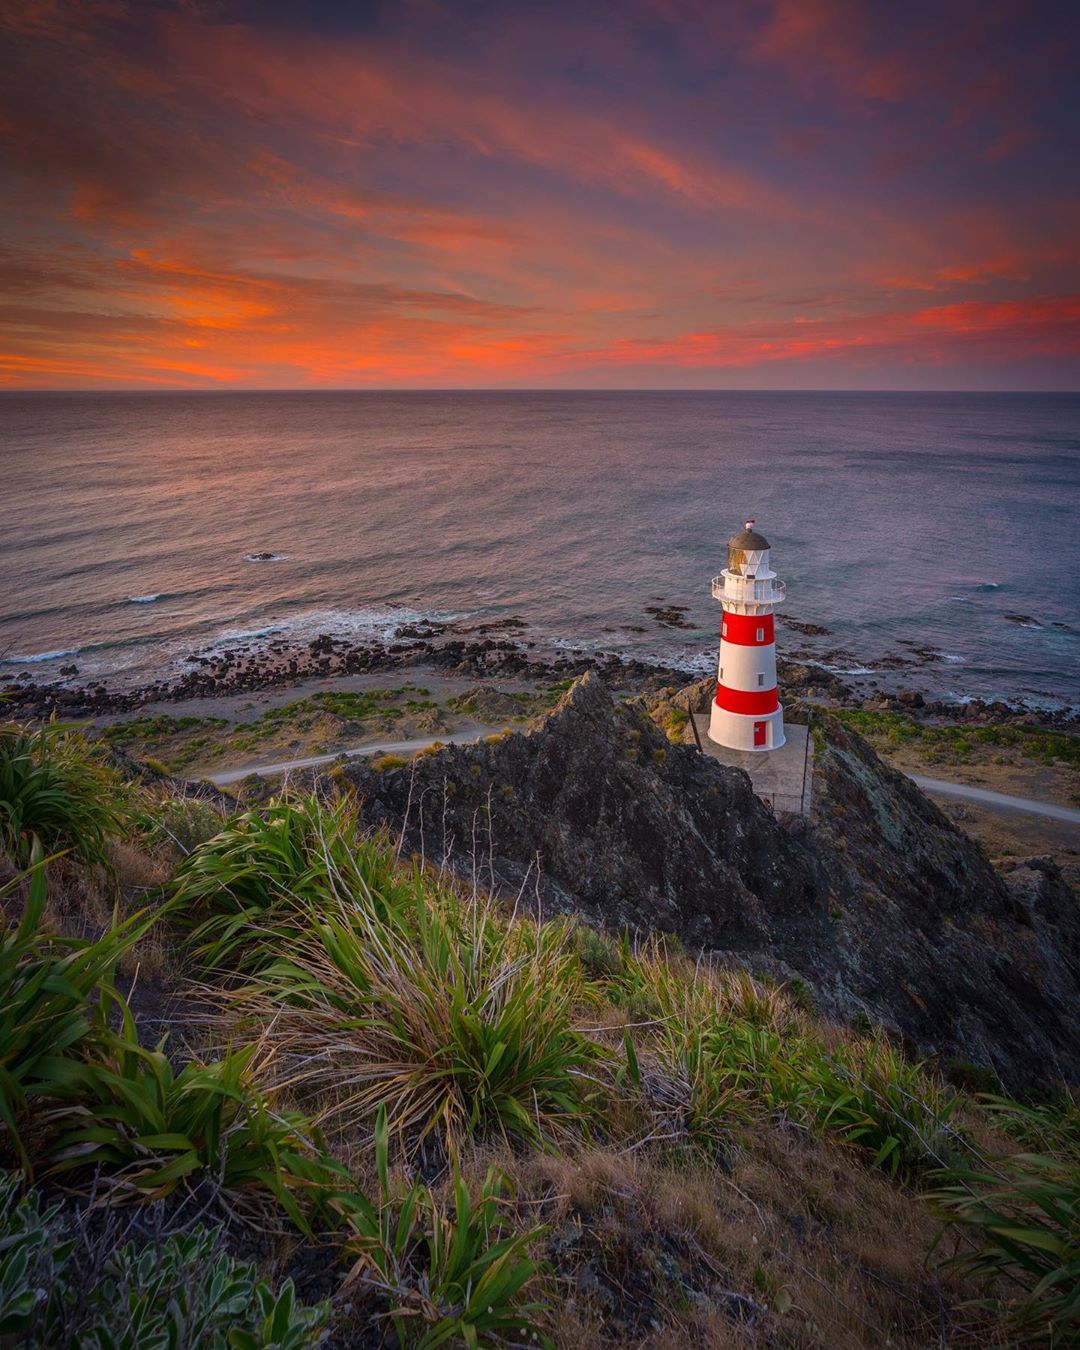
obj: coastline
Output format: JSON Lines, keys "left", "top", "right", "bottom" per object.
{"left": 4, "top": 606, "right": 1077, "bottom": 729}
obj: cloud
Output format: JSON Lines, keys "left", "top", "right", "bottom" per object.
{"left": 0, "top": 0, "right": 1077, "bottom": 388}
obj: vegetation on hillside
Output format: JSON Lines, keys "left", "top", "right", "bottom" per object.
{"left": 833, "top": 707, "right": 1080, "bottom": 773}
{"left": 1, "top": 715, "right": 1078, "bottom": 1347}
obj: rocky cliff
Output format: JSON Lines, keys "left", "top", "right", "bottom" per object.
{"left": 343, "top": 673, "right": 1080, "bottom": 1091}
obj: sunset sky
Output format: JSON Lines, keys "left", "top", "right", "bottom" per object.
{"left": 2, "top": 0, "right": 1079, "bottom": 390}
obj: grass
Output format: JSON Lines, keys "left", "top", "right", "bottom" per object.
{"left": 223, "top": 895, "right": 601, "bottom": 1155}
{"left": 167, "top": 792, "right": 410, "bottom": 971}
{"left": 95, "top": 687, "right": 432, "bottom": 773}
{"left": 833, "top": 708, "right": 1080, "bottom": 770}
{"left": 342, "top": 1106, "right": 549, "bottom": 1347}
{"left": 0, "top": 854, "right": 154, "bottom": 1169}
{"left": 4, "top": 770, "right": 1080, "bottom": 1344}
{"left": 0, "top": 720, "right": 132, "bottom": 869}
{"left": 41, "top": 990, "right": 349, "bottom": 1232}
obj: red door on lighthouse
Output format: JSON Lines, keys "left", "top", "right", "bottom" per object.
{"left": 753, "top": 721, "right": 767, "bottom": 747}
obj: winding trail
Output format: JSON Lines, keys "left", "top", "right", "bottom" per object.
{"left": 205, "top": 728, "right": 500, "bottom": 787}
{"left": 204, "top": 732, "right": 1080, "bottom": 827}
{"left": 909, "top": 775, "right": 1080, "bottom": 825}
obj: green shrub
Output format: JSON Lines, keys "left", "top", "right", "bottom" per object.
{"left": 0, "top": 857, "right": 152, "bottom": 1169}
{"left": 0, "top": 720, "right": 130, "bottom": 868}
{"left": 42, "top": 993, "right": 349, "bottom": 1234}
{"left": 132, "top": 791, "right": 228, "bottom": 855}
{"left": 85, "top": 1227, "right": 330, "bottom": 1350}
{"left": 0, "top": 1173, "right": 71, "bottom": 1341}
{"left": 343, "top": 1107, "right": 550, "bottom": 1347}
{"left": 168, "top": 793, "right": 410, "bottom": 972}
{"left": 0, "top": 1177, "right": 330, "bottom": 1349}
{"left": 572, "top": 924, "right": 629, "bottom": 982}
{"left": 931, "top": 1148, "right": 1080, "bottom": 1344}
{"left": 236, "top": 893, "right": 599, "bottom": 1154}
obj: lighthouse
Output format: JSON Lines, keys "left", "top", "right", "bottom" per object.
{"left": 708, "top": 520, "right": 786, "bottom": 752}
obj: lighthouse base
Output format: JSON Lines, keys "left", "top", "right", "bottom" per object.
{"left": 708, "top": 704, "right": 786, "bottom": 753}
{"left": 691, "top": 723, "right": 810, "bottom": 815}
{"left": 691, "top": 718, "right": 812, "bottom": 817}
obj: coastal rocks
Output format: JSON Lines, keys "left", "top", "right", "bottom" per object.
{"left": 343, "top": 673, "right": 1080, "bottom": 1091}
{"left": 779, "top": 616, "right": 831, "bottom": 637}
{"left": 1004, "top": 613, "right": 1042, "bottom": 628}
{"left": 347, "top": 671, "right": 819, "bottom": 952}
{"left": 645, "top": 604, "right": 694, "bottom": 629}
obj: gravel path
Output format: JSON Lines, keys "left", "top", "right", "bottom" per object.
{"left": 911, "top": 775, "right": 1080, "bottom": 825}
{"left": 205, "top": 727, "right": 500, "bottom": 786}
{"left": 204, "top": 736, "right": 1080, "bottom": 827}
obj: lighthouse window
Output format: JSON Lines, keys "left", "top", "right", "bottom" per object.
{"left": 722, "top": 622, "right": 728, "bottom": 637}
{"left": 757, "top": 673, "right": 765, "bottom": 686}
{"left": 756, "top": 627, "right": 764, "bottom": 641}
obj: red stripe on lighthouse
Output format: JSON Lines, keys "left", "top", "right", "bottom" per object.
{"left": 714, "top": 684, "right": 780, "bottom": 715}
{"left": 720, "top": 612, "right": 774, "bottom": 646}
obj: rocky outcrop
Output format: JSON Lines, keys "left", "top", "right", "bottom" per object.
{"left": 806, "top": 718, "right": 1080, "bottom": 1087}
{"left": 343, "top": 673, "right": 1080, "bottom": 1091}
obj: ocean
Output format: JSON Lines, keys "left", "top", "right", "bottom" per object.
{"left": 2, "top": 391, "right": 1078, "bottom": 710}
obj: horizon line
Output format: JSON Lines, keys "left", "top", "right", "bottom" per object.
{"left": 3, "top": 386, "right": 1080, "bottom": 396}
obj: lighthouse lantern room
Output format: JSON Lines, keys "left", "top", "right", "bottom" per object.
{"left": 708, "top": 520, "right": 786, "bottom": 753}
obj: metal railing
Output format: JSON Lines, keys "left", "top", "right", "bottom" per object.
{"left": 711, "top": 575, "right": 786, "bottom": 605}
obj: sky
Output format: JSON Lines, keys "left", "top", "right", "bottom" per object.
{"left": 2, "top": 0, "right": 1079, "bottom": 390}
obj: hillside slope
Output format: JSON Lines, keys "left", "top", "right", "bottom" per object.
{"left": 344, "top": 672, "right": 1080, "bottom": 1090}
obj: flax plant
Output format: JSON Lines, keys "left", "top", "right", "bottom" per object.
{"left": 0, "top": 720, "right": 130, "bottom": 870}
{"left": 169, "top": 793, "right": 413, "bottom": 972}
{"left": 227, "top": 893, "right": 601, "bottom": 1155}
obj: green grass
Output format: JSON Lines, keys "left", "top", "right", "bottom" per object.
{"left": 168, "top": 792, "right": 410, "bottom": 972}
{"left": 0, "top": 855, "right": 154, "bottom": 1169}
{"left": 0, "top": 720, "right": 132, "bottom": 869}
{"left": 833, "top": 709, "right": 1080, "bottom": 769}
{"left": 6, "top": 775, "right": 1080, "bottom": 1343}
{"left": 931, "top": 1133, "right": 1080, "bottom": 1344}
{"left": 342, "top": 1105, "right": 550, "bottom": 1347}
{"left": 233, "top": 892, "right": 601, "bottom": 1154}
{"left": 41, "top": 991, "right": 349, "bottom": 1232}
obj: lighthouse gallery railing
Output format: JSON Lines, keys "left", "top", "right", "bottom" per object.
{"left": 711, "top": 576, "right": 786, "bottom": 605}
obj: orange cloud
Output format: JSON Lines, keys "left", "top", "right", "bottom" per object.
{"left": 1, "top": 1, "right": 1078, "bottom": 389}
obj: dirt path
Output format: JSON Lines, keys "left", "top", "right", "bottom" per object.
{"left": 204, "top": 731, "right": 1080, "bottom": 830}
{"left": 205, "top": 727, "right": 502, "bottom": 786}
{"left": 910, "top": 775, "right": 1080, "bottom": 825}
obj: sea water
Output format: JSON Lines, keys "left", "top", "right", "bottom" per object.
{"left": 1, "top": 391, "right": 1078, "bottom": 709}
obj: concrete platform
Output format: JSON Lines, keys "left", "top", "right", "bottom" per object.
{"left": 690, "top": 716, "right": 813, "bottom": 817}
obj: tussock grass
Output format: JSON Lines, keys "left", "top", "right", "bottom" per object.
{"left": 341, "top": 1106, "right": 549, "bottom": 1347}
{"left": 41, "top": 990, "right": 349, "bottom": 1233}
{"left": 0, "top": 720, "right": 131, "bottom": 870}
{"left": 4, "top": 781, "right": 1080, "bottom": 1345}
{"left": 168, "top": 792, "right": 410, "bottom": 971}
{"left": 0, "top": 854, "right": 153, "bottom": 1169}
{"left": 223, "top": 897, "right": 601, "bottom": 1155}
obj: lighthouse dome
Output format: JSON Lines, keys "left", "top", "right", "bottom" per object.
{"left": 728, "top": 524, "right": 770, "bottom": 551}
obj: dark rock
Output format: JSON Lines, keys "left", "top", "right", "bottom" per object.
{"left": 645, "top": 605, "right": 694, "bottom": 630}
{"left": 342, "top": 673, "right": 1080, "bottom": 1092}
{"left": 780, "top": 616, "right": 831, "bottom": 637}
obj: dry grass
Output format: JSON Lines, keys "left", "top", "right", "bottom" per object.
{"left": 461, "top": 1129, "right": 988, "bottom": 1349}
